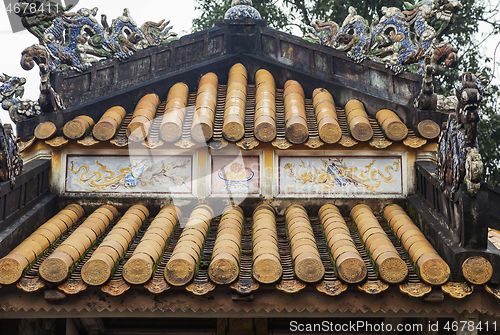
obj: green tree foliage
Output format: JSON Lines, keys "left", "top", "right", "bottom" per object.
{"left": 479, "top": 113, "right": 500, "bottom": 186}
{"left": 192, "top": 0, "right": 500, "bottom": 186}
{"left": 192, "top": 0, "right": 290, "bottom": 32}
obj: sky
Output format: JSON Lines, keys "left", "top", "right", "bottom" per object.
{"left": 0, "top": 0, "right": 499, "bottom": 129}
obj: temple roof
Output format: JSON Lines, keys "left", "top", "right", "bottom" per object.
{"left": 15, "top": 20, "right": 444, "bottom": 146}
{"left": 20, "top": 68, "right": 433, "bottom": 153}
{"left": 3, "top": 0, "right": 500, "bottom": 321}
{"left": 0, "top": 201, "right": 498, "bottom": 306}
{"left": 0, "top": 201, "right": 497, "bottom": 315}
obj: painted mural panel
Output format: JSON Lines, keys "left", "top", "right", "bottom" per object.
{"left": 211, "top": 155, "right": 260, "bottom": 195}
{"left": 279, "top": 156, "right": 403, "bottom": 195}
{"left": 66, "top": 155, "right": 192, "bottom": 193}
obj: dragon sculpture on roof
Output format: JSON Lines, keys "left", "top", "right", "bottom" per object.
{"left": 305, "top": 0, "right": 462, "bottom": 74}
{"left": 0, "top": 74, "right": 41, "bottom": 121}
{"left": 0, "top": 119, "right": 23, "bottom": 184}
{"left": 306, "top": 1, "right": 493, "bottom": 196}
{"left": 9, "top": 0, "right": 177, "bottom": 116}
{"left": 436, "top": 72, "right": 493, "bottom": 196}
{"left": 18, "top": 2, "right": 177, "bottom": 73}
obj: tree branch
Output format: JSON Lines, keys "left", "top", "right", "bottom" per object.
{"left": 477, "top": 17, "right": 500, "bottom": 29}
{"left": 284, "top": 0, "right": 311, "bottom": 26}
{"left": 461, "top": 30, "right": 497, "bottom": 59}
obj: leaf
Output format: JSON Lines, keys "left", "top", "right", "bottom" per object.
{"left": 317, "top": 173, "right": 328, "bottom": 183}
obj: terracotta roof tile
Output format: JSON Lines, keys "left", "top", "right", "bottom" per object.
{"left": 1, "top": 202, "right": 477, "bottom": 303}
{"left": 25, "top": 65, "right": 436, "bottom": 152}
{"left": 489, "top": 228, "right": 500, "bottom": 251}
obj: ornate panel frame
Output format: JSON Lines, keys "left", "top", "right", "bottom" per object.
{"left": 273, "top": 150, "right": 409, "bottom": 199}
{"left": 208, "top": 149, "right": 264, "bottom": 199}
{"left": 59, "top": 149, "right": 199, "bottom": 199}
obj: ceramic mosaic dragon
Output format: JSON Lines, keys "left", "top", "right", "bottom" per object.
{"left": 436, "top": 73, "right": 492, "bottom": 196}
{"left": 0, "top": 74, "right": 41, "bottom": 120}
{"left": 0, "top": 120, "right": 23, "bottom": 184}
{"left": 11, "top": 0, "right": 177, "bottom": 116}
{"left": 305, "top": 0, "right": 462, "bottom": 74}
{"left": 17, "top": 2, "right": 177, "bottom": 73}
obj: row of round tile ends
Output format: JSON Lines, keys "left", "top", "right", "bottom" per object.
{"left": 0, "top": 204, "right": 86, "bottom": 285}
{"left": 38, "top": 64, "right": 423, "bottom": 145}
{"left": 0, "top": 203, "right": 452, "bottom": 287}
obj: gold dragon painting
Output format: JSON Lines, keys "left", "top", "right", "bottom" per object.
{"left": 281, "top": 157, "right": 402, "bottom": 194}
{"left": 66, "top": 156, "right": 192, "bottom": 193}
